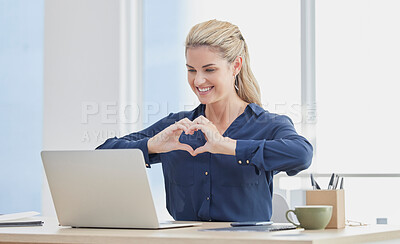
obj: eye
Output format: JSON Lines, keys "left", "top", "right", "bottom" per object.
{"left": 205, "top": 69, "right": 215, "bottom": 72}
{"left": 187, "top": 69, "right": 196, "bottom": 73}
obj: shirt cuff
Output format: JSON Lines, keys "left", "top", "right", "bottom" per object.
{"left": 130, "top": 138, "right": 154, "bottom": 168}
{"left": 235, "top": 139, "right": 261, "bottom": 167}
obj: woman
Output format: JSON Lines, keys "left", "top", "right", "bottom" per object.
{"left": 97, "top": 19, "right": 313, "bottom": 222}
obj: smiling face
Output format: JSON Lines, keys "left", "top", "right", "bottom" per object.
{"left": 186, "top": 46, "right": 237, "bottom": 105}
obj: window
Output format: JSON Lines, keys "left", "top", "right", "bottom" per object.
{"left": 0, "top": 0, "right": 44, "bottom": 213}
{"left": 315, "top": 0, "right": 400, "bottom": 173}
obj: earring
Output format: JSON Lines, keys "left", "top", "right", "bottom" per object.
{"left": 234, "top": 75, "right": 239, "bottom": 91}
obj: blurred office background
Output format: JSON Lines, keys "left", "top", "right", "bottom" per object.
{"left": 1, "top": 0, "right": 399, "bottom": 224}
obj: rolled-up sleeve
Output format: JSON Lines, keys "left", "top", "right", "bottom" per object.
{"left": 96, "top": 113, "right": 177, "bottom": 167}
{"left": 235, "top": 115, "right": 313, "bottom": 176}
{"left": 96, "top": 136, "right": 158, "bottom": 166}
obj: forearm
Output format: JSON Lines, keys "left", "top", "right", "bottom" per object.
{"left": 235, "top": 136, "right": 313, "bottom": 175}
{"left": 214, "top": 137, "right": 237, "bottom": 155}
{"left": 147, "top": 136, "right": 158, "bottom": 154}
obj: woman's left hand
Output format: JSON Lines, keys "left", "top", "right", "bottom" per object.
{"left": 186, "top": 116, "right": 237, "bottom": 156}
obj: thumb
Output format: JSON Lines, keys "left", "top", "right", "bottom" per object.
{"left": 193, "top": 145, "right": 209, "bottom": 156}
{"left": 176, "top": 143, "right": 195, "bottom": 155}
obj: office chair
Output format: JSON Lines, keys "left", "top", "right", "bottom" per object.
{"left": 271, "top": 193, "right": 290, "bottom": 223}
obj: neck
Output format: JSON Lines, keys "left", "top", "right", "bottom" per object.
{"left": 205, "top": 96, "right": 248, "bottom": 126}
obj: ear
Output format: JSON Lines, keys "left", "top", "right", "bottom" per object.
{"left": 232, "top": 56, "right": 243, "bottom": 75}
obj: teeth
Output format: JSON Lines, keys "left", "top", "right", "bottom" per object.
{"left": 198, "top": 87, "right": 212, "bottom": 92}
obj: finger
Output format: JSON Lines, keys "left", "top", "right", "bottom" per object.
{"left": 175, "top": 118, "right": 194, "bottom": 133}
{"left": 193, "top": 145, "right": 209, "bottom": 156}
{"left": 177, "top": 117, "right": 193, "bottom": 125}
{"left": 169, "top": 123, "right": 187, "bottom": 134}
{"left": 176, "top": 143, "right": 195, "bottom": 155}
{"left": 175, "top": 118, "right": 191, "bottom": 127}
{"left": 192, "top": 116, "right": 205, "bottom": 124}
{"left": 193, "top": 115, "right": 210, "bottom": 125}
{"left": 187, "top": 124, "right": 211, "bottom": 141}
{"left": 187, "top": 123, "right": 207, "bottom": 135}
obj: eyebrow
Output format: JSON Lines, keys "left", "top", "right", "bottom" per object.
{"left": 186, "top": 64, "right": 216, "bottom": 68}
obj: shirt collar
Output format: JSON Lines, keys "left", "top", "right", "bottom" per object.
{"left": 248, "top": 103, "right": 264, "bottom": 117}
{"left": 195, "top": 103, "right": 264, "bottom": 117}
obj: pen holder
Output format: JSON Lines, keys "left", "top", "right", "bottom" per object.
{"left": 306, "top": 189, "right": 345, "bottom": 229}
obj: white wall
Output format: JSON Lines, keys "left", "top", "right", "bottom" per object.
{"left": 43, "top": 0, "right": 122, "bottom": 216}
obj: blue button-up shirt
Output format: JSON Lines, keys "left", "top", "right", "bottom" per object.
{"left": 96, "top": 103, "right": 313, "bottom": 222}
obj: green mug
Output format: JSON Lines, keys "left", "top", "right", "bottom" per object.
{"left": 285, "top": 205, "right": 333, "bottom": 230}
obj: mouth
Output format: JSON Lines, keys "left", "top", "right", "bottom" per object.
{"left": 196, "top": 86, "right": 214, "bottom": 95}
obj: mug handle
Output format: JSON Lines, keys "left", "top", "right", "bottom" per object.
{"left": 285, "top": 210, "right": 301, "bottom": 227}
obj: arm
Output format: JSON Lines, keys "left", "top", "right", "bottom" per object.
{"left": 235, "top": 116, "right": 313, "bottom": 176}
{"left": 96, "top": 113, "right": 175, "bottom": 166}
{"left": 187, "top": 115, "right": 312, "bottom": 175}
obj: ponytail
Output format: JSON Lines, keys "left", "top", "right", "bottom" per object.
{"left": 185, "top": 19, "right": 262, "bottom": 106}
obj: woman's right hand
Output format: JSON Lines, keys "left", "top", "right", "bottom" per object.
{"left": 147, "top": 118, "right": 194, "bottom": 155}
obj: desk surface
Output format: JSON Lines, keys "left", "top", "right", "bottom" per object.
{"left": 1, "top": 218, "right": 400, "bottom": 244}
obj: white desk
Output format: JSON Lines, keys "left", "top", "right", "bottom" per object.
{"left": 1, "top": 218, "right": 400, "bottom": 244}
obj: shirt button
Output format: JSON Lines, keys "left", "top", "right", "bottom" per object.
{"left": 238, "top": 160, "right": 242, "bottom": 164}
{"left": 206, "top": 197, "right": 210, "bottom": 201}
{"left": 246, "top": 160, "right": 250, "bottom": 164}
{"left": 205, "top": 171, "right": 208, "bottom": 176}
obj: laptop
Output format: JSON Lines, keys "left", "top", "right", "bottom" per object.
{"left": 41, "top": 149, "right": 201, "bottom": 229}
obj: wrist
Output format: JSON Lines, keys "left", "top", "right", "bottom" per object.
{"left": 217, "top": 137, "right": 236, "bottom": 155}
{"left": 147, "top": 137, "right": 157, "bottom": 154}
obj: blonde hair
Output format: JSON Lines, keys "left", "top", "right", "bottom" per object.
{"left": 185, "top": 19, "right": 262, "bottom": 106}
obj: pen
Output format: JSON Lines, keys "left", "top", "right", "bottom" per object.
{"left": 315, "top": 180, "right": 321, "bottom": 190}
{"left": 340, "top": 177, "right": 344, "bottom": 189}
{"left": 311, "top": 174, "right": 316, "bottom": 190}
{"left": 328, "top": 173, "right": 335, "bottom": 190}
{"left": 333, "top": 175, "right": 340, "bottom": 189}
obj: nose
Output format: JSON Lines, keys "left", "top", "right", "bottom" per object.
{"left": 194, "top": 73, "right": 206, "bottom": 87}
